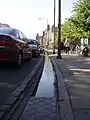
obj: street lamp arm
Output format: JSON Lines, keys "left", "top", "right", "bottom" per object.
{"left": 39, "top": 18, "right": 44, "bottom": 20}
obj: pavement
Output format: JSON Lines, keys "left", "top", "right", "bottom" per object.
{"left": 19, "top": 53, "right": 90, "bottom": 120}
{"left": 20, "top": 97, "right": 56, "bottom": 120}
{"left": 51, "top": 54, "right": 90, "bottom": 120}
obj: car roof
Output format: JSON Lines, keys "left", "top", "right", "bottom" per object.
{"left": 0, "top": 27, "right": 14, "bottom": 31}
{"left": 0, "top": 27, "right": 16, "bottom": 34}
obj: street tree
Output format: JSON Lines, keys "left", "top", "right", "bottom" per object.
{"left": 73, "top": 0, "right": 90, "bottom": 37}
{"left": 61, "top": 0, "right": 90, "bottom": 43}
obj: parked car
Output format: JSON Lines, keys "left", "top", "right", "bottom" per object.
{"left": 28, "top": 39, "right": 40, "bottom": 57}
{"left": 0, "top": 28, "right": 32, "bottom": 67}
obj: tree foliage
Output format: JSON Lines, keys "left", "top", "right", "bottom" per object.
{"left": 61, "top": 0, "right": 90, "bottom": 42}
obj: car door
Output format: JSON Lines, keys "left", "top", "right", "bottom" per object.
{"left": 13, "top": 29, "right": 25, "bottom": 56}
{"left": 22, "top": 34, "right": 32, "bottom": 58}
{"left": 19, "top": 31, "right": 31, "bottom": 59}
{"left": 17, "top": 31, "right": 27, "bottom": 59}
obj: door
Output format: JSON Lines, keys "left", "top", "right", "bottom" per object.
{"left": 19, "top": 31, "right": 31, "bottom": 59}
{"left": 13, "top": 30, "right": 26, "bottom": 59}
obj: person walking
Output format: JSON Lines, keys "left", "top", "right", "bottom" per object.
{"left": 71, "top": 44, "right": 76, "bottom": 54}
{"left": 65, "top": 43, "right": 70, "bottom": 54}
{"left": 76, "top": 44, "right": 81, "bottom": 55}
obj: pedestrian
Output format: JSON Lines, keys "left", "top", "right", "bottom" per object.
{"left": 71, "top": 44, "right": 76, "bottom": 54}
{"left": 76, "top": 44, "right": 81, "bottom": 55}
{"left": 65, "top": 44, "right": 70, "bottom": 54}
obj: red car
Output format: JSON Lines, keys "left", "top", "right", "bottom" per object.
{"left": 0, "top": 28, "right": 32, "bottom": 67}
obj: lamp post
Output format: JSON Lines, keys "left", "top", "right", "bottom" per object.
{"left": 57, "top": 0, "right": 62, "bottom": 58}
{"left": 39, "top": 18, "right": 48, "bottom": 31}
{"left": 53, "top": 0, "right": 56, "bottom": 54}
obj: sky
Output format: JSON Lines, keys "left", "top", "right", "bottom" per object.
{"left": 0, "top": 0, "right": 77, "bottom": 39}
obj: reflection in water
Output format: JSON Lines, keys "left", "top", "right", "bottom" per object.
{"left": 36, "top": 53, "right": 55, "bottom": 97}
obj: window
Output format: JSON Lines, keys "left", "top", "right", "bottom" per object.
{"left": 0, "top": 28, "right": 13, "bottom": 34}
{"left": 18, "top": 30, "right": 27, "bottom": 42}
{"left": 21, "top": 32, "right": 28, "bottom": 42}
{"left": 29, "top": 39, "right": 38, "bottom": 45}
{"left": 18, "top": 31, "right": 24, "bottom": 40}
{"left": 13, "top": 30, "right": 19, "bottom": 39}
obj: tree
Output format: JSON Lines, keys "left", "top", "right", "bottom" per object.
{"left": 61, "top": 0, "right": 90, "bottom": 43}
{"left": 61, "top": 16, "right": 81, "bottom": 42}
{"left": 73, "top": 0, "right": 90, "bottom": 37}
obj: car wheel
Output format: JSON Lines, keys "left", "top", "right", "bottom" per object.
{"left": 16, "top": 53, "right": 23, "bottom": 67}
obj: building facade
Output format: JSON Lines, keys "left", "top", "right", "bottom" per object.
{"left": 43, "top": 26, "right": 58, "bottom": 49}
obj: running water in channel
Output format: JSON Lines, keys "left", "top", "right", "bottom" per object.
{"left": 36, "top": 53, "right": 55, "bottom": 97}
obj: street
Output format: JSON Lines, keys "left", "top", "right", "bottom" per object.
{"left": 0, "top": 0, "right": 89, "bottom": 119}
{"left": 0, "top": 57, "right": 41, "bottom": 108}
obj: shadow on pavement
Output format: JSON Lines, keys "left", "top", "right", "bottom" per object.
{"left": 53, "top": 55, "right": 90, "bottom": 120}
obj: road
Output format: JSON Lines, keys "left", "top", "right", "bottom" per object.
{"left": 0, "top": 56, "right": 41, "bottom": 107}
{"left": 57, "top": 54, "right": 90, "bottom": 120}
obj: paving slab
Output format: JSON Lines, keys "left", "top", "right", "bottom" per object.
{"left": 20, "top": 97, "right": 56, "bottom": 120}
{"left": 52, "top": 54, "right": 90, "bottom": 120}
{"left": 73, "top": 108, "right": 90, "bottom": 120}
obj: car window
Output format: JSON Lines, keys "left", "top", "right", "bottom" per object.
{"left": 18, "top": 31, "right": 27, "bottom": 42}
{"left": 18, "top": 31, "right": 24, "bottom": 40}
{"left": 0, "top": 28, "right": 12, "bottom": 34}
{"left": 29, "top": 40, "right": 37, "bottom": 45}
{"left": 16, "top": 32, "right": 19, "bottom": 39}
{"left": 21, "top": 32, "right": 28, "bottom": 42}
{"left": 13, "top": 30, "right": 20, "bottom": 39}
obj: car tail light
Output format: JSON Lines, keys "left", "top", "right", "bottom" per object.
{"left": 0, "top": 40, "right": 6, "bottom": 47}
{"left": 0, "top": 35, "right": 13, "bottom": 47}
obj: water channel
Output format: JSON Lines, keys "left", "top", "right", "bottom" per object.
{"left": 36, "top": 53, "right": 55, "bottom": 97}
